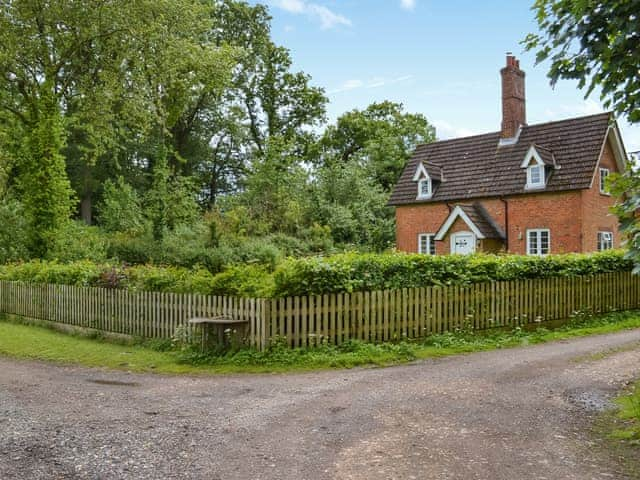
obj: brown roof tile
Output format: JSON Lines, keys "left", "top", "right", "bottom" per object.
{"left": 389, "top": 113, "right": 613, "bottom": 205}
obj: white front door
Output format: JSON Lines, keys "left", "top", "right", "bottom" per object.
{"left": 451, "top": 232, "right": 476, "bottom": 255}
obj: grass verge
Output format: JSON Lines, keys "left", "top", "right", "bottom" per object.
{"left": 0, "top": 310, "right": 639, "bottom": 375}
{"left": 610, "top": 383, "right": 640, "bottom": 445}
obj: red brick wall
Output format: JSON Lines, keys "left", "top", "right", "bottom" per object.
{"left": 580, "top": 138, "right": 621, "bottom": 250}
{"left": 397, "top": 191, "right": 584, "bottom": 254}
{"left": 395, "top": 203, "right": 450, "bottom": 253}
{"left": 504, "top": 191, "right": 583, "bottom": 254}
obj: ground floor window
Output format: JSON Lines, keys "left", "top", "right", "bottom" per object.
{"left": 597, "top": 231, "right": 613, "bottom": 251}
{"left": 418, "top": 233, "right": 436, "bottom": 255}
{"left": 526, "top": 229, "right": 550, "bottom": 256}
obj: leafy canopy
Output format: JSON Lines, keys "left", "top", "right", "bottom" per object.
{"left": 524, "top": 0, "right": 640, "bottom": 122}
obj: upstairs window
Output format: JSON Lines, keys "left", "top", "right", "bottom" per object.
{"left": 413, "top": 163, "right": 434, "bottom": 200}
{"left": 527, "top": 229, "right": 550, "bottom": 256}
{"left": 418, "top": 178, "right": 432, "bottom": 199}
{"left": 597, "top": 231, "right": 613, "bottom": 251}
{"left": 418, "top": 233, "right": 436, "bottom": 255}
{"left": 599, "top": 168, "right": 610, "bottom": 194}
{"left": 521, "top": 145, "right": 550, "bottom": 190}
{"left": 526, "top": 164, "right": 545, "bottom": 189}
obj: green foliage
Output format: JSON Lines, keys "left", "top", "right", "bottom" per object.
{"left": 18, "top": 91, "right": 75, "bottom": 256}
{"left": 524, "top": 0, "right": 640, "bottom": 122}
{"left": 209, "top": 265, "right": 274, "bottom": 297}
{"left": 125, "top": 265, "right": 216, "bottom": 295}
{"left": 308, "top": 160, "right": 395, "bottom": 250}
{"left": 318, "top": 101, "right": 436, "bottom": 190}
{"left": 0, "top": 260, "right": 104, "bottom": 286}
{"left": 0, "top": 250, "right": 631, "bottom": 298}
{"left": 230, "top": 136, "right": 310, "bottom": 237}
{"left": 106, "top": 232, "right": 155, "bottom": 265}
{"left": 46, "top": 221, "right": 108, "bottom": 263}
{"left": 97, "top": 177, "right": 146, "bottom": 234}
{"left": 0, "top": 197, "right": 30, "bottom": 264}
{"left": 609, "top": 167, "right": 640, "bottom": 272}
{"left": 271, "top": 250, "right": 632, "bottom": 297}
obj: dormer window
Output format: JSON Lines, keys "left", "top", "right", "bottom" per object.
{"left": 527, "top": 164, "right": 544, "bottom": 188}
{"left": 521, "top": 144, "right": 553, "bottom": 190}
{"left": 413, "top": 163, "right": 434, "bottom": 200}
{"left": 418, "top": 177, "right": 432, "bottom": 199}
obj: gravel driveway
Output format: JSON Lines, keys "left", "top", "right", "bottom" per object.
{"left": 2, "top": 330, "right": 640, "bottom": 479}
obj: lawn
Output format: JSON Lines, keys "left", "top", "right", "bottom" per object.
{"left": 1, "top": 310, "right": 640, "bottom": 374}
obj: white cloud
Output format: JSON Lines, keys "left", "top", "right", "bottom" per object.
{"left": 432, "top": 120, "right": 477, "bottom": 140}
{"left": 272, "top": 0, "right": 305, "bottom": 13}
{"left": 400, "top": 0, "right": 416, "bottom": 10}
{"left": 269, "top": 1, "right": 351, "bottom": 29}
{"left": 329, "top": 75, "right": 413, "bottom": 94}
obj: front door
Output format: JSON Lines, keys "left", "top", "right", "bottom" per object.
{"left": 451, "top": 232, "right": 476, "bottom": 255}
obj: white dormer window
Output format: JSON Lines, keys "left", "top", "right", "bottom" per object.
{"left": 418, "top": 177, "right": 431, "bottom": 199}
{"left": 527, "top": 164, "right": 544, "bottom": 188}
{"left": 521, "top": 145, "right": 547, "bottom": 190}
{"left": 413, "top": 163, "right": 433, "bottom": 199}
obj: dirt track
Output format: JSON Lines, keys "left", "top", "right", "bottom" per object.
{"left": 2, "top": 329, "right": 640, "bottom": 479}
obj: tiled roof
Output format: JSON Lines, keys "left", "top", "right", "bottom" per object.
{"left": 389, "top": 112, "right": 612, "bottom": 205}
{"left": 531, "top": 144, "right": 556, "bottom": 167}
{"left": 422, "top": 161, "right": 443, "bottom": 180}
{"left": 459, "top": 203, "right": 505, "bottom": 240}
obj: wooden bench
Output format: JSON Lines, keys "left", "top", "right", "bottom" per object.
{"left": 188, "top": 316, "right": 249, "bottom": 351}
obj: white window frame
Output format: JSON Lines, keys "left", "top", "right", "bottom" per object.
{"left": 599, "top": 168, "right": 610, "bottom": 195}
{"left": 597, "top": 231, "right": 613, "bottom": 251}
{"left": 413, "top": 163, "right": 433, "bottom": 200}
{"left": 526, "top": 229, "right": 550, "bottom": 256}
{"left": 522, "top": 146, "right": 547, "bottom": 190}
{"left": 418, "top": 233, "right": 436, "bottom": 255}
{"left": 526, "top": 164, "right": 545, "bottom": 189}
{"left": 417, "top": 177, "right": 432, "bottom": 199}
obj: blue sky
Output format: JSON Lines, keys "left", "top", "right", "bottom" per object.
{"left": 255, "top": 0, "right": 640, "bottom": 153}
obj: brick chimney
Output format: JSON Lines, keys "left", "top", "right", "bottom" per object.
{"left": 500, "top": 54, "right": 526, "bottom": 139}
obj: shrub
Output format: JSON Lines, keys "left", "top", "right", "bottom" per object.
{"left": 210, "top": 265, "right": 274, "bottom": 297}
{"left": 0, "top": 250, "right": 632, "bottom": 299}
{"left": 0, "top": 197, "right": 30, "bottom": 264}
{"left": 106, "top": 232, "right": 156, "bottom": 264}
{"left": 46, "top": 221, "right": 108, "bottom": 263}
{"left": 271, "top": 250, "right": 633, "bottom": 297}
{"left": 0, "top": 260, "right": 104, "bottom": 286}
{"left": 97, "top": 177, "right": 146, "bottom": 234}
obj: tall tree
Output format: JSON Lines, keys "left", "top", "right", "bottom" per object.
{"left": 192, "top": 0, "right": 327, "bottom": 207}
{"left": 318, "top": 101, "right": 435, "bottom": 191}
{"left": 0, "top": 0, "right": 235, "bottom": 243}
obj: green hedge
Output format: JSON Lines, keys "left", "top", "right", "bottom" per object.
{"left": 271, "top": 250, "right": 633, "bottom": 297}
{"left": 0, "top": 250, "right": 632, "bottom": 298}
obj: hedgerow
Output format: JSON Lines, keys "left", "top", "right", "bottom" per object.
{"left": 271, "top": 250, "right": 632, "bottom": 297}
{"left": 0, "top": 250, "right": 632, "bottom": 298}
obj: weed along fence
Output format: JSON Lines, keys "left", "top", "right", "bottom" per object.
{"left": 0, "top": 271, "right": 639, "bottom": 350}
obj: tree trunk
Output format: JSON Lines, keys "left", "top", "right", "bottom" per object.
{"left": 80, "top": 193, "right": 92, "bottom": 225}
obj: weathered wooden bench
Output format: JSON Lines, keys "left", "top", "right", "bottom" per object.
{"left": 188, "top": 316, "right": 249, "bottom": 351}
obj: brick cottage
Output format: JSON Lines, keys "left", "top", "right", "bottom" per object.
{"left": 388, "top": 55, "right": 629, "bottom": 256}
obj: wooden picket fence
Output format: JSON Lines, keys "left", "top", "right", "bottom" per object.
{"left": 0, "top": 271, "right": 639, "bottom": 350}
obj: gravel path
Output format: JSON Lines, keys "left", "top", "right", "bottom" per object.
{"left": 2, "top": 330, "right": 640, "bottom": 479}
